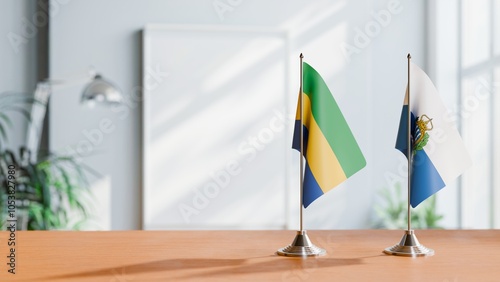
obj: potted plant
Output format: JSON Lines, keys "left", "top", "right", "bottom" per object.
{"left": 0, "top": 92, "right": 93, "bottom": 230}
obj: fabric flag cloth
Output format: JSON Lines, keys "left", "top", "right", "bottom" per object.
{"left": 292, "top": 62, "right": 366, "bottom": 208}
{"left": 395, "top": 62, "right": 472, "bottom": 208}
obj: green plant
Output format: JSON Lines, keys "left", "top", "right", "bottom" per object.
{"left": 373, "top": 182, "right": 444, "bottom": 229}
{"left": 0, "top": 148, "right": 92, "bottom": 230}
{"left": 0, "top": 92, "right": 93, "bottom": 230}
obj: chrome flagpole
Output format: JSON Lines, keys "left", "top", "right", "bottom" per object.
{"left": 384, "top": 54, "right": 434, "bottom": 257}
{"left": 407, "top": 53, "right": 412, "bottom": 234}
{"left": 277, "top": 53, "right": 325, "bottom": 257}
{"left": 300, "top": 52, "right": 304, "bottom": 233}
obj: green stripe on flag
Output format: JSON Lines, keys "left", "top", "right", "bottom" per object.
{"left": 302, "top": 62, "right": 366, "bottom": 177}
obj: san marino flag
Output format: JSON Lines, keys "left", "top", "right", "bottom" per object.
{"left": 292, "top": 62, "right": 366, "bottom": 208}
{"left": 395, "top": 62, "right": 472, "bottom": 207}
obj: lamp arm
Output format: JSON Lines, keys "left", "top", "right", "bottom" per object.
{"left": 44, "top": 67, "right": 97, "bottom": 90}
{"left": 25, "top": 67, "right": 96, "bottom": 161}
{"left": 25, "top": 68, "right": 121, "bottom": 160}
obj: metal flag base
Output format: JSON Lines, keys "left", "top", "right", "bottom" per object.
{"left": 384, "top": 230, "right": 434, "bottom": 257}
{"left": 277, "top": 230, "right": 326, "bottom": 257}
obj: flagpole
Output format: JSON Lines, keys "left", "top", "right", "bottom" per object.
{"left": 383, "top": 53, "right": 434, "bottom": 257}
{"left": 406, "top": 53, "right": 412, "bottom": 232}
{"left": 299, "top": 53, "right": 304, "bottom": 232}
{"left": 277, "top": 53, "right": 325, "bottom": 257}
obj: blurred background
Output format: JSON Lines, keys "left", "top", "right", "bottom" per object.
{"left": 0, "top": 0, "right": 498, "bottom": 230}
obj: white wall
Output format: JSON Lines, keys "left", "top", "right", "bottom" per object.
{"left": 49, "top": 0, "right": 426, "bottom": 230}
{"left": 0, "top": 0, "right": 38, "bottom": 150}
{"left": 427, "top": 0, "right": 500, "bottom": 229}
{"left": 427, "top": 0, "right": 461, "bottom": 229}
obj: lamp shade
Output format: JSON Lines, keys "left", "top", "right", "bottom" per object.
{"left": 81, "top": 74, "right": 122, "bottom": 105}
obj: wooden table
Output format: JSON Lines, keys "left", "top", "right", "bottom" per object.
{"left": 0, "top": 230, "right": 499, "bottom": 281}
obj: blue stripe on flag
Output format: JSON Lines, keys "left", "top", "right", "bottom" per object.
{"left": 411, "top": 149, "right": 446, "bottom": 207}
{"left": 303, "top": 163, "right": 324, "bottom": 208}
{"left": 292, "top": 120, "right": 309, "bottom": 156}
{"left": 293, "top": 120, "right": 323, "bottom": 207}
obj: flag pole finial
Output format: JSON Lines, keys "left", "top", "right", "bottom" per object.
{"left": 300, "top": 53, "right": 303, "bottom": 59}
{"left": 407, "top": 53, "right": 411, "bottom": 59}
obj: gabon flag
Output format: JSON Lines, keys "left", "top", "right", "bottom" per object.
{"left": 292, "top": 62, "right": 366, "bottom": 208}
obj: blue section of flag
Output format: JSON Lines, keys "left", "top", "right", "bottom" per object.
{"left": 303, "top": 163, "right": 324, "bottom": 208}
{"left": 293, "top": 121, "right": 323, "bottom": 207}
{"left": 292, "top": 120, "right": 309, "bottom": 156}
{"left": 395, "top": 105, "right": 416, "bottom": 159}
{"left": 397, "top": 106, "right": 443, "bottom": 207}
{"left": 411, "top": 150, "right": 446, "bottom": 207}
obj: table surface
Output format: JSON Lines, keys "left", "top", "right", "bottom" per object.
{"left": 0, "top": 230, "right": 499, "bottom": 281}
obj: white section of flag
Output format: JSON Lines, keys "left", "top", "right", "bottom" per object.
{"left": 409, "top": 62, "right": 472, "bottom": 184}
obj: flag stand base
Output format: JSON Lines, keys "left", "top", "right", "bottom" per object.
{"left": 383, "top": 230, "right": 434, "bottom": 257}
{"left": 277, "top": 230, "right": 326, "bottom": 257}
